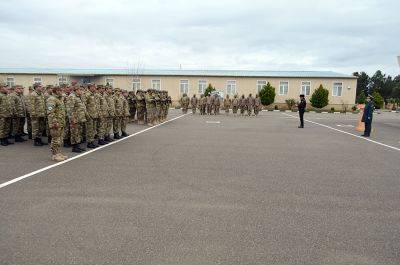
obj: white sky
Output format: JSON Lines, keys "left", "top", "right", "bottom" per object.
{"left": 0, "top": 0, "right": 399, "bottom": 76}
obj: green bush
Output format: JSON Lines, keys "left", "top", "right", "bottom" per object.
{"left": 330, "top": 107, "right": 335, "bottom": 112}
{"left": 356, "top": 93, "right": 366, "bottom": 104}
{"left": 310, "top": 84, "right": 329, "bottom": 109}
{"left": 204, "top": 84, "right": 215, "bottom": 97}
{"left": 259, "top": 82, "right": 276, "bottom": 106}
{"left": 285, "top": 98, "right": 296, "bottom": 110}
{"left": 351, "top": 105, "right": 357, "bottom": 111}
{"left": 372, "top": 91, "right": 384, "bottom": 109}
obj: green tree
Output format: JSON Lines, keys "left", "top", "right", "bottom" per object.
{"left": 285, "top": 98, "right": 296, "bottom": 110}
{"left": 372, "top": 91, "right": 384, "bottom": 109}
{"left": 353, "top": 71, "right": 370, "bottom": 96}
{"left": 356, "top": 93, "right": 366, "bottom": 104}
{"left": 310, "top": 84, "right": 329, "bottom": 109}
{"left": 204, "top": 84, "right": 215, "bottom": 96}
{"left": 259, "top": 82, "right": 276, "bottom": 106}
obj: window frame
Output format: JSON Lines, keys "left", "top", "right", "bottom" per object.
{"left": 58, "top": 75, "right": 67, "bottom": 86}
{"left": 301, "top": 81, "right": 311, "bottom": 96}
{"left": 180, "top": 79, "right": 189, "bottom": 95}
{"left": 226, "top": 80, "right": 237, "bottom": 95}
{"left": 105, "top": 77, "right": 114, "bottom": 87}
{"left": 198, "top": 80, "right": 207, "bottom": 94}
{"left": 257, "top": 80, "right": 267, "bottom": 92}
{"left": 6, "top": 76, "right": 15, "bottom": 87}
{"left": 132, "top": 78, "right": 141, "bottom": 92}
{"left": 151, "top": 79, "right": 161, "bottom": 91}
{"left": 33, "top": 76, "right": 42, "bottom": 85}
{"left": 279, "top": 81, "right": 289, "bottom": 95}
{"left": 333, "top": 82, "right": 343, "bottom": 97}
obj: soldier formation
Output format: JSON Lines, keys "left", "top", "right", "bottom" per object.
{"left": 180, "top": 93, "right": 262, "bottom": 116}
{"left": 0, "top": 83, "right": 171, "bottom": 162}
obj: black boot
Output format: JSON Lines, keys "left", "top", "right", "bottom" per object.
{"left": 34, "top": 137, "right": 43, "bottom": 146}
{"left": 47, "top": 136, "right": 52, "bottom": 144}
{"left": 114, "top": 133, "right": 121, "bottom": 139}
{"left": 63, "top": 139, "right": 71, "bottom": 148}
{"left": 105, "top": 135, "right": 113, "bottom": 142}
{"left": 122, "top": 132, "right": 129, "bottom": 137}
{"left": 78, "top": 143, "right": 86, "bottom": 151}
{"left": 15, "top": 135, "right": 26, "bottom": 142}
{"left": 28, "top": 133, "right": 32, "bottom": 139}
{"left": 98, "top": 139, "right": 107, "bottom": 145}
{"left": 72, "top": 144, "right": 82, "bottom": 153}
{"left": 1, "top": 138, "right": 9, "bottom": 146}
{"left": 87, "top": 142, "right": 97, "bottom": 149}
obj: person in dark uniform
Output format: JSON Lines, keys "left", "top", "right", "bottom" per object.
{"left": 297, "top": 94, "right": 306, "bottom": 128}
{"left": 361, "top": 95, "right": 374, "bottom": 137}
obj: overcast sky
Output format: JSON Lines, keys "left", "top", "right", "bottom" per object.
{"left": 0, "top": 0, "right": 399, "bottom": 76}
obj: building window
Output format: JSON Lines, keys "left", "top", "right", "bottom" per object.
{"left": 279, "top": 81, "right": 289, "bottom": 95}
{"left": 198, "top": 80, "right": 206, "bottom": 94}
{"left": 58, "top": 76, "right": 67, "bottom": 85}
{"left": 33, "top": 77, "right": 42, "bottom": 85}
{"left": 180, "top": 80, "right": 189, "bottom": 94}
{"left": 301, "top": 81, "right": 311, "bottom": 96}
{"left": 333, "top": 82, "right": 343, "bottom": 96}
{"left": 257, "top": 80, "right": 267, "bottom": 92}
{"left": 132, "top": 78, "right": 141, "bottom": 92}
{"left": 226, "top": 80, "right": 236, "bottom": 95}
{"left": 6, "top": 77, "right": 15, "bottom": 87}
{"left": 152, "top": 79, "right": 161, "bottom": 90}
{"left": 105, "top": 78, "right": 114, "bottom": 87}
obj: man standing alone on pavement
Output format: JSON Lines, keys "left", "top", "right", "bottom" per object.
{"left": 297, "top": 94, "right": 306, "bottom": 128}
{"left": 361, "top": 95, "right": 374, "bottom": 137}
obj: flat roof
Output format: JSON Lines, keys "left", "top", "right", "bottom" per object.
{"left": 0, "top": 68, "right": 356, "bottom": 79}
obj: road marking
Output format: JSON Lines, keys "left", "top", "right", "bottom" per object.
{"left": 206, "top": 121, "right": 221, "bottom": 124}
{"left": 337, "top": 124, "right": 354, "bottom": 128}
{"left": 282, "top": 113, "right": 400, "bottom": 152}
{"left": 0, "top": 114, "right": 189, "bottom": 190}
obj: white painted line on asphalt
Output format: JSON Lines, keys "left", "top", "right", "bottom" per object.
{"left": 0, "top": 114, "right": 189, "bottom": 190}
{"left": 206, "top": 121, "right": 221, "bottom": 124}
{"left": 282, "top": 113, "right": 400, "bottom": 152}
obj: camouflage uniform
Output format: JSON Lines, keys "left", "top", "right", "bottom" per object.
{"left": 113, "top": 89, "right": 124, "bottom": 138}
{"left": 213, "top": 95, "right": 220, "bottom": 115}
{"left": 30, "top": 89, "right": 47, "bottom": 145}
{"left": 25, "top": 87, "right": 33, "bottom": 138}
{"left": 145, "top": 90, "right": 156, "bottom": 126}
{"left": 247, "top": 94, "right": 255, "bottom": 116}
{"left": 46, "top": 92, "right": 67, "bottom": 161}
{"left": 154, "top": 91, "right": 161, "bottom": 124}
{"left": 66, "top": 91, "right": 87, "bottom": 152}
{"left": 136, "top": 90, "right": 146, "bottom": 125}
{"left": 0, "top": 88, "right": 12, "bottom": 146}
{"left": 254, "top": 95, "right": 261, "bottom": 115}
{"left": 223, "top": 95, "right": 231, "bottom": 115}
{"left": 9, "top": 89, "right": 26, "bottom": 142}
{"left": 232, "top": 95, "right": 239, "bottom": 115}
{"left": 98, "top": 90, "right": 109, "bottom": 144}
{"left": 128, "top": 92, "right": 137, "bottom": 123}
{"left": 179, "top": 94, "right": 190, "bottom": 114}
{"left": 121, "top": 93, "right": 130, "bottom": 137}
{"left": 199, "top": 95, "right": 206, "bottom": 115}
{"left": 85, "top": 89, "right": 100, "bottom": 148}
{"left": 106, "top": 89, "right": 116, "bottom": 139}
{"left": 190, "top": 95, "right": 198, "bottom": 114}
{"left": 239, "top": 95, "right": 247, "bottom": 115}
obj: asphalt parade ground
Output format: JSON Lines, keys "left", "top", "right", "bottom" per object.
{"left": 1, "top": 110, "right": 400, "bottom": 265}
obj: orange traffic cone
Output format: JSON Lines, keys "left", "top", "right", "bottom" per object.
{"left": 356, "top": 104, "right": 365, "bottom": 132}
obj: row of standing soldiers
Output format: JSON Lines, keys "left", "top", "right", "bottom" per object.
{"left": 180, "top": 93, "right": 262, "bottom": 116}
{"left": 0, "top": 83, "right": 171, "bottom": 161}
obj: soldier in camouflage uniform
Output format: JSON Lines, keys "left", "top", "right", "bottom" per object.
{"left": 25, "top": 87, "right": 33, "bottom": 139}
{"left": 105, "top": 86, "right": 116, "bottom": 140}
{"left": 46, "top": 86, "right": 68, "bottom": 162}
{"left": 155, "top": 90, "right": 162, "bottom": 124}
{"left": 97, "top": 86, "right": 109, "bottom": 145}
{"left": 66, "top": 86, "right": 87, "bottom": 153}
{"left": 232, "top": 94, "right": 239, "bottom": 115}
{"left": 128, "top": 91, "right": 137, "bottom": 123}
{"left": 113, "top": 88, "right": 124, "bottom": 139}
{"left": 9, "top": 86, "right": 27, "bottom": 142}
{"left": 0, "top": 84, "right": 13, "bottom": 146}
{"left": 213, "top": 94, "right": 220, "bottom": 115}
{"left": 223, "top": 94, "right": 231, "bottom": 115}
{"left": 254, "top": 94, "right": 261, "bottom": 116}
{"left": 135, "top": 90, "right": 146, "bottom": 125}
{"left": 85, "top": 84, "right": 100, "bottom": 148}
{"left": 121, "top": 90, "right": 130, "bottom": 137}
{"left": 190, "top": 95, "right": 198, "bottom": 114}
{"left": 239, "top": 94, "right": 247, "bottom": 116}
{"left": 30, "top": 84, "right": 47, "bottom": 146}
{"left": 145, "top": 89, "right": 156, "bottom": 126}
{"left": 179, "top": 93, "right": 190, "bottom": 114}
{"left": 62, "top": 85, "right": 72, "bottom": 147}
{"left": 247, "top": 94, "right": 255, "bottom": 116}
{"left": 199, "top": 94, "right": 206, "bottom": 115}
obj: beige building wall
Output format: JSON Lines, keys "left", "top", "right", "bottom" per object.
{"left": 0, "top": 73, "right": 357, "bottom": 109}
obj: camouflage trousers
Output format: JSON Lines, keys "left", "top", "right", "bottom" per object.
{"left": 97, "top": 118, "right": 106, "bottom": 140}
{"left": 136, "top": 106, "right": 146, "bottom": 124}
{"left": 0, "top": 117, "right": 12, "bottom": 139}
{"left": 254, "top": 106, "right": 260, "bottom": 115}
{"left": 147, "top": 107, "right": 155, "bottom": 125}
{"left": 70, "top": 122, "right": 84, "bottom": 145}
{"left": 247, "top": 107, "right": 253, "bottom": 116}
{"left": 200, "top": 105, "right": 206, "bottom": 115}
{"left": 129, "top": 107, "right": 136, "bottom": 122}
{"left": 64, "top": 119, "right": 70, "bottom": 141}
{"left": 11, "top": 117, "right": 25, "bottom": 136}
{"left": 31, "top": 117, "right": 46, "bottom": 139}
{"left": 26, "top": 115, "right": 32, "bottom": 136}
{"left": 86, "top": 118, "right": 99, "bottom": 143}
{"left": 207, "top": 105, "right": 212, "bottom": 115}
{"left": 240, "top": 107, "right": 246, "bottom": 115}
{"left": 182, "top": 107, "right": 188, "bottom": 114}
{"left": 121, "top": 117, "right": 128, "bottom": 133}
{"left": 156, "top": 107, "right": 162, "bottom": 122}
{"left": 113, "top": 117, "right": 122, "bottom": 134}
{"left": 225, "top": 107, "right": 230, "bottom": 114}
{"left": 106, "top": 117, "right": 113, "bottom": 136}
{"left": 192, "top": 106, "right": 197, "bottom": 114}
{"left": 232, "top": 106, "right": 238, "bottom": 114}
{"left": 214, "top": 106, "right": 220, "bottom": 115}
{"left": 50, "top": 126, "right": 64, "bottom": 155}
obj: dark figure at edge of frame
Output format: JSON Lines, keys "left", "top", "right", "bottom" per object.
{"left": 361, "top": 95, "right": 374, "bottom": 137}
{"left": 297, "top": 94, "right": 306, "bottom": 128}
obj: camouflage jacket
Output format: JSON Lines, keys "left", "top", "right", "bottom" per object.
{"left": 0, "top": 92, "right": 12, "bottom": 118}
{"left": 85, "top": 91, "right": 99, "bottom": 119}
{"left": 114, "top": 94, "right": 124, "bottom": 117}
{"left": 9, "top": 92, "right": 26, "bottom": 117}
{"left": 232, "top": 98, "right": 239, "bottom": 107}
{"left": 145, "top": 93, "right": 155, "bottom": 108}
{"left": 180, "top": 96, "right": 190, "bottom": 107}
{"left": 190, "top": 97, "right": 198, "bottom": 107}
{"left": 99, "top": 93, "right": 109, "bottom": 118}
{"left": 106, "top": 94, "right": 116, "bottom": 117}
{"left": 136, "top": 93, "right": 146, "bottom": 108}
{"left": 29, "top": 91, "right": 46, "bottom": 118}
{"left": 66, "top": 92, "right": 87, "bottom": 123}
{"left": 46, "top": 95, "right": 66, "bottom": 128}
{"left": 223, "top": 98, "right": 232, "bottom": 108}
{"left": 123, "top": 97, "right": 130, "bottom": 117}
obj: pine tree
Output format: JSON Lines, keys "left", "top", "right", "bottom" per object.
{"left": 310, "top": 84, "right": 329, "bottom": 109}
